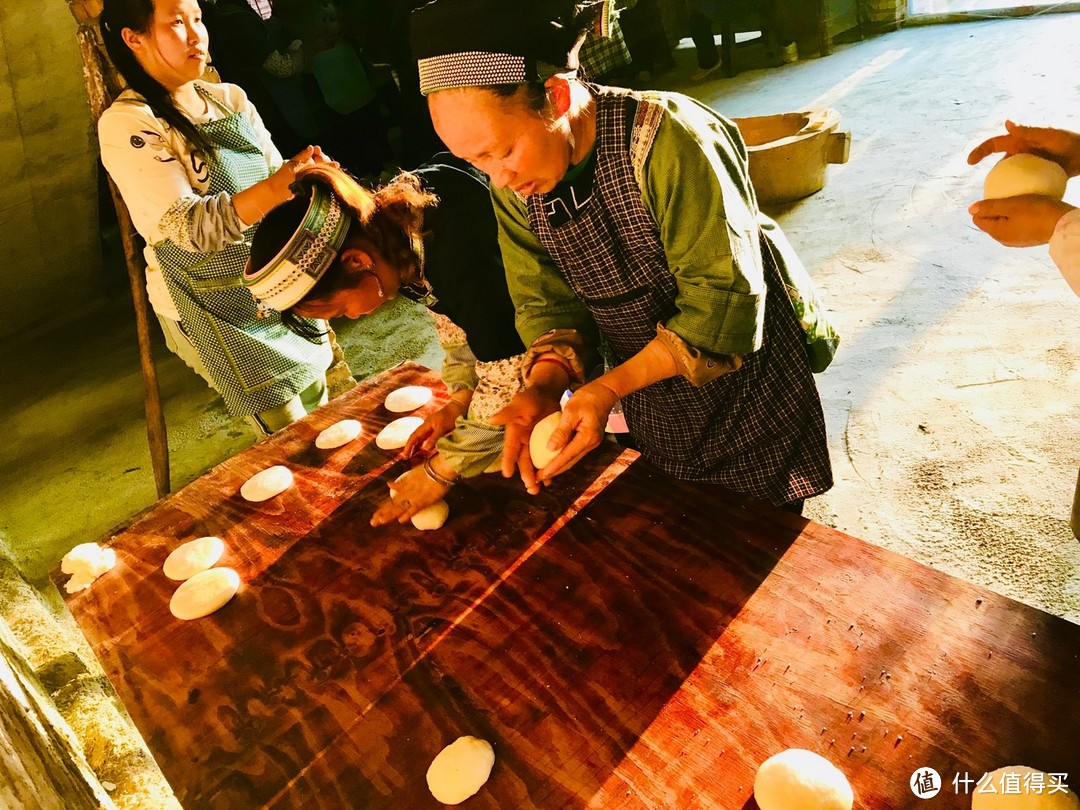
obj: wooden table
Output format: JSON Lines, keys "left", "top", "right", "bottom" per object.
{"left": 60, "top": 363, "right": 1080, "bottom": 809}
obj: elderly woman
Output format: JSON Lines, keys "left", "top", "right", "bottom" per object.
{"left": 410, "top": 0, "right": 838, "bottom": 512}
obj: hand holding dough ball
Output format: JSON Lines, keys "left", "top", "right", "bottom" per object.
{"left": 385, "top": 385, "right": 433, "bottom": 413}
{"left": 163, "top": 536, "right": 225, "bottom": 581}
{"left": 61, "top": 543, "right": 117, "bottom": 593}
{"left": 411, "top": 500, "right": 450, "bottom": 530}
{"left": 984, "top": 154, "right": 1068, "bottom": 200}
{"left": 426, "top": 736, "right": 495, "bottom": 805}
{"left": 971, "top": 766, "right": 1080, "bottom": 810}
{"left": 754, "top": 749, "right": 854, "bottom": 810}
{"left": 376, "top": 416, "right": 424, "bottom": 450}
{"left": 529, "top": 411, "right": 564, "bottom": 470}
{"left": 315, "top": 419, "right": 363, "bottom": 449}
{"left": 240, "top": 465, "right": 293, "bottom": 502}
{"left": 169, "top": 567, "right": 240, "bottom": 620}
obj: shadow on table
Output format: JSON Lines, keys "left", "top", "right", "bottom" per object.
{"left": 219, "top": 450, "right": 805, "bottom": 808}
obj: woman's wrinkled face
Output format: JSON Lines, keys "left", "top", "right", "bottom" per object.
{"left": 292, "top": 239, "right": 404, "bottom": 320}
{"left": 125, "top": 0, "right": 209, "bottom": 91}
{"left": 428, "top": 87, "right": 573, "bottom": 196}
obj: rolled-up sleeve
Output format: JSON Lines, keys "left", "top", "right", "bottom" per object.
{"left": 639, "top": 97, "right": 765, "bottom": 356}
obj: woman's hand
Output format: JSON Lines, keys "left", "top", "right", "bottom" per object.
{"left": 405, "top": 394, "right": 470, "bottom": 458}
{"left": 534, "top": 380, "right": 618, "bottom": 485}
{"left": 968, "top": 120, "right": 1080, "bottom": 177}
{"left": 234, "top": 145, "right": 338, "bottom": 225}
{"left": 969, "top": 195, "right": 1075, "bottom": 247}
{"left": 268, "top": 145, "right": 338, "bottom": 198}
{"left": 490, "top": 386, "right": 562, "bottom": 495}
{"left": 370, "top": 464, "right": 449, "bottom": 527}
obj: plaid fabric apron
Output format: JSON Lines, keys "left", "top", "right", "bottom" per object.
{"left": 526, "top": 87, "right": 832, "bottom": 505}
{"left": 154, "top": 85, "right": 331, "bottom": 416}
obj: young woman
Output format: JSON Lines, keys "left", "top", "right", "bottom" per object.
{"left": 409, "top": 0, "right": 837, "bottom": 513}
{"left": 243, "top": 159, "right": 525, "bottom": 525}
{"left": 99, "top": 0, "right": 335, "bottom": 434}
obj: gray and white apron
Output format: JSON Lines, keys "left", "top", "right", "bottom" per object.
{"left": 526, "top": 87, "right": 832, "bottom": 506}
{"left": 154, "top": 85, "right": 331, "bottom": 416}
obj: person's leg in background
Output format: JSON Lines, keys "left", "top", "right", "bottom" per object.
{"left": 686, "top": 0, "right": 722, "bottom": 80}
{"left": 766, "top": 0, "right": 799, "bottom": 63}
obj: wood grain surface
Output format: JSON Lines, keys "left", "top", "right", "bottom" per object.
{"left": 59, "top": 363, "right": 1080, "bottom": 809}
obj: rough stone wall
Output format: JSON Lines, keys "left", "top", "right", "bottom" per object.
{"left": 0, "top": 0, "right": 102, "bottom": 340}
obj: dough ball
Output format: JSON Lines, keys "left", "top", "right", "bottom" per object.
{"left": 411, "top": 500, "right": 450, "bottom": 531}
{"left": 385, "top": 385, "right": 433, "bottom": 413}
{"left": 971, "top": 767, "right": 1080, "bottom": 810}
{"left": 529, "top": 411, "right": 563, "bottom": 470}
{"left": 426, "top": 736, "right": 495, "bottom": 805}
{"left": 984, "top": 154, "right": 1068, "bottom": 200}
{"left": 315, "top": 419, "right": 363, "bottom": 449}
{"left": 376, "top": 416, "right": 424, "bottom": 450}
{"left": 169, "top": 567, "right": 241, "bottom": 620}
{"left": 240, "top": 465, "right": 294, "bottom": 502}
{"left": 163, "top": 536, "right": 225, "bottom": 581}
{"left": 61, "top": 543, "right": 117, "bottom": 593}
{"left": 754, "top": 749, "right": 854, "bottom": 810}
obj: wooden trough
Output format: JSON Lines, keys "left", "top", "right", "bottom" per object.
{"left": 734, "top": 108, "right": 851, "bottom": 205}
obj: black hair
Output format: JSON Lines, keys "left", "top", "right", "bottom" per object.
{"left": 488, "top": 82, "right": 549, "bottom": 114}
{"left": 100, "top": 0, "right": 217, "bottom": 161}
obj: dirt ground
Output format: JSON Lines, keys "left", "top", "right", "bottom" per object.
{"left": 680, "top": 15, "right": 1080, "bottom": 623}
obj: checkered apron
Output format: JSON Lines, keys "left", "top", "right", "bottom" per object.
{"left": 525, "top": 88, "right": 832, "bottom": 505}
{"left": 154, "top": 86, "right": 331, "bottom": 416}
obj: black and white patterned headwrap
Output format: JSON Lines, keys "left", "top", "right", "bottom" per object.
{"left": 418, "top": 51, "right": 529, "bottom": 96}
{"left": 243, "top": 184, "right": 350, "bottom": 312}
{"left": 411, "top": 0, "right": 603, "bottom": 95}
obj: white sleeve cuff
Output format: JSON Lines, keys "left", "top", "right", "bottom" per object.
{"left": 1048, "top": 207, "right": 1080, "bottom": 297}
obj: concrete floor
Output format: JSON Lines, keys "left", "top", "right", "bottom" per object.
{"left": 2, "top": 15, "right": 1078, "bottom": 629}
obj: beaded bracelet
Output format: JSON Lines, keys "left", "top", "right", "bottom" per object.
{"left": 423, "top": 456, "right": 457, "bottom": 488}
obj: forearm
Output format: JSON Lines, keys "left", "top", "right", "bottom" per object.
{"left": 231, "top": 169, "right": 296, "bottom": 227}
{"left": 592, "top": 338, "right": 677, "bottom": 398}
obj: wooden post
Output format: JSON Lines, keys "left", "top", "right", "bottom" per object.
{"left": 67, "top": 0, "right": 171, "bottom": 498}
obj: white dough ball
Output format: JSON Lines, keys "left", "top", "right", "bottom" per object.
{"left": 529, "top": 411, "right": 563, "bottom": 470}
{"left": 61, "top": 543, "right": 117, "bottom": 593}
{"left": 411, "top": 500, "right": 450, "bottom": 531}
{"left": 315, "top": 419, "right": 363, "bottom": 449}
{"left": 426, "top": 736, "right": 495, "bottom": 805}
{"left": 754, "top": 749, "right": 854, "bottom": 810}
{"left": 240, "top": 465, "right": 294, "bottom": 502}
{"left": 163, "top": 536, "right": 225, "bottom": 581}
{"left": 376, "top": 416, "right": 424, "bottom": 450}
{"left": 385, "top": 385, "right": 433, "bottom": 413}
{"left": 984, "top": 154, "right": 1068, "bottom": 200}
{"left": 972, "top": 767, "right": 1080, "bottom": 810}
{"left": 169, "top": 568, "right": 241, "bottom": 620}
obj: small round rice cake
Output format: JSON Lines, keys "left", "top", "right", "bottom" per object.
{"left": 240, "top": 465, "right": 293, "bottom": 502}
{"left": 426, "top": 736, "right": 495, "bottom": 805}
{"left": 529, "top": 411, "right": 564, "bottom": 470}
{"left": 169, "top": 568, "right": 241, "bottom": 620}
{"left": 315, "top": 419, "right": 363, "bottom": 449}
{"left": 384, "top": 385, "right": 433, "bottom": 413}
{"left": 163, "top": 536, "right": 225, "bottom": 581}
{"left": 411, "top": 500, "right": 450, "bottom": 531}
{"left": 376, "top": 416, "right": 424, "bottom": 450}
{"left": 754, "top": 748, "right": 853, "bottom": 810}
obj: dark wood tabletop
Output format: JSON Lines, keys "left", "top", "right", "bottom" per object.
{"left": 59, "top": 362, "right": 1080, "bottom": 809}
